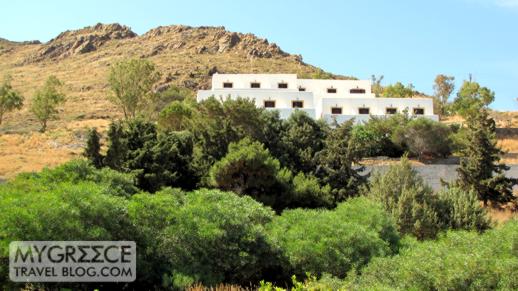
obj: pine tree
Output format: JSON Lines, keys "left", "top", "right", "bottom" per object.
{"left": 317, "top": 119, "right": 367, "bottom": 202}
{"left": 83, "top": 128, "right": 103, "bottom": 168}
{"left": 454, "top": 109, "right": 517, "bottom": 206}
{"left": 104, "top": 121, "right": 128, "bottom": 170}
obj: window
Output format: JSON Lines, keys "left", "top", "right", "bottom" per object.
{"left": 223, "top": 82, "right": 233, "bottom": 88}
{"left": 292, "top": 100, "right": 304, "bottom": 108}
{"left": 386, "top": 107, "right": 397, "bottom": 114}
{"left": 278, "top": 83, "right": 288, "bottom": 89}
{"left": 327, "top": 88, "right": 337, "bottom": 93}
{"left": 264, "top": 100, "right": 276, "bottom": 108}
{"left": 350, "top": 88, "right": 366, "bottom": 94}
{"left": 331, "top": 107, "right": 342, "bottom": 114}
{"left": 298, "top": 87, "right": 306, "bottom": 92}
{"left": 251, "top": 82, "right": 261, "bottom": 88}
{"left": 413, "top": 108, "right": 425, "bottom": 115}
{"left": 358, "top": 107, "right": 370, "bottom": 115}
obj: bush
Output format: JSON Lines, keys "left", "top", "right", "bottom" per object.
{"left": 348, "top": 220, "right": 518, "bottom": 290}
{"left": 437, "top": 186, "right": 491, "bottom": 231}
{"left": 158, "top": 100, "right": 193, "bottom": 131}
{"left": 365, "top": 157, "right": 443, "bottom": 239}
{"left": 366, "top": 157, "right": 492, "bottom": 239}
{"left": 267, "top": 197, "right": 399, "bottom": 279}
{"left": 128, "top": 189, "right": 284, "bottom": 289}
{"left": 287, "top": 172, "right": 333, "bottom": 209}
{"left": 209, "top": 138, "right": 287, "bottom": 209}
{"left": 392, "top": 117, "right": 452, "bottom": 159}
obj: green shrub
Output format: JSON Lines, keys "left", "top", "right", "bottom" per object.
{"left": 287, "top": 172, "right": 333, "bottom": 209}
{"left": 20, "top": 159, "right": 138, "bottom": 197}
{"left": 365, "top": 157, "right": 443, "bottom": 239}
{"left": 209, "top": 138, "right": 288, "bottom": 209}
{"left": 348, "top": 220, "right": 518, "bottom": 290}
{"left": 128, "top": 189, "right": 284, "bottom": 288}
{"left": 437, "top": 186, "right": 491, "bottom": 231}
{"left": 392, "top": 117, "right": 452, "bottom": 159}
{"left": 366, "top": 157, "right": 492, "bottom": 239}
{"left": 267, "top": 197, "right": 399, "bottom": 279}
{"left": 158, "top": 100, "right": 193, "bottom": 131}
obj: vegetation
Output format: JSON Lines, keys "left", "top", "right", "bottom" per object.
{"left": 108, "top": 58, "right": 161, "bottom": 120}
{"left": 452, "top": 78, "right": 495, "bottom": 118}
{"left": 0, "top": 75, "right": 24, "bottom": 125}
{"left": 30, "top": 75, "right": 66, "bottom": 132}
{"left": 365, "top": 157, "right": 490, "bottom": 239}
{"left": 449, "top": 109, "right": 517, "bottom": 205}
{"left": 382, "top": 82, "right": 415, "bottom": 98}
{"left": 433, "top": 74, "right": 455, "bottom": 118}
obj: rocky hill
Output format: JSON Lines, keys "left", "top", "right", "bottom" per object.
{"left": 0, "top": 23, "right": 351, "bottom": 178}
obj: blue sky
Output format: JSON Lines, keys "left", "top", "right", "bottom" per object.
{"left": 1, "top": 0, "right": 517, "bottom": 110}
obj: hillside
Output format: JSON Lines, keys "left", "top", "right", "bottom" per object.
{"left": 0, "top": 23, "right": 353, "bottom": 179}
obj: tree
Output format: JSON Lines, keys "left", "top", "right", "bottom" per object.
{"left": 267, "top": 197, "right": 399, "bottom": 279}
{"left": 281, "top": 110, "right": 327, "bottom": 173}
{"left": 450, "top": 109, "right": 517, "bottom": 205}
{"left": 209, "top": 138, "right": 284, "bottom": 206}
{"left": 108, "top": 58, "right": 160, "bottom": 120}
{"left": 158, "top": 100, "right": 193, "bottom": 131}
{"left": 371, "top": 75, "right": 384, "bottom": 97}
{"left": 30, "top": 75, "right": 65, "bottom": 132}
{"left": 104, "top": 121, "right": 128, "bottom": 170}
{"left": 433, "top": 74, "right": 455, "bottom": 117}
{"left": 392, "top": 117, "right": 452, "bottom": 159}
{"left": 83, "top": 127, "right": 103, "bottom": 168}
{"left": 452, "top": 79, "right": 494, "bottom": 117}
{"left": 382, "top": 82, "right": 415, "bottom": 98}
{"left": 317, "top": 119, "right": 367, "bottom": 202}
{"left": 365, "top": 156, "right": 443, "bottom": 240}
{"left": 0, "top": 75, "right": 24, "bottom": 125}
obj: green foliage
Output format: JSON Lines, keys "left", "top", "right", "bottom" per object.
{"left": 128, "top": 189, "right": 284, "bottom": 288}
{"left": 102, "top": 119, "right": 198, "bottom": 192}
{"left": 317, "top": 119, "right": 367, "bottom": 202}
{"left": 433, "top": 74, "right": 455, "bottom": 117}
{"left": 288, "top": 172, "right": 333, "bottom": 209}
{"left": 451, "top": 109, "right": 517, "bottom": 205}
{"left": 108, "top": 58, "right": 160, "bottom": 120}
{"left": 30, "top": 75, "right": 65, "bottom": 132}
{"left": 209, "top": 138, "right": 285, "bottom": 209}
{"left": 158, "top": 100, "right": 193, "bottom": 131}
{"left": 282, "top": 110, "right": 327, "bottom": 173}
{"left": 348, "top": 220, "right": 518, "bottom": 290}
{"left": 351, "top": 114, "right": 408, "bottom": 157}
{"left": 0, "top": 75, "right": 24, "bottom": 125}
{"left": 452, "top": 79, "right": 495, "bottom": 117}
{"left": 267, "top": 197, "right": 400, "bottom": 279}
{"left": 148, "top": 85, "right": 194, "bottom": 119}
{"left": 371, "top": 75, "right": 384, "bottom": 97}
{"left": 366, "top": 157, "right": 491, "bottom": 239}
{"left": 83, "top": 127, "right": 103, "bottom": 168}
{"left": 365, "top": 157, "right": 442, "bottom": 239}
{"left": 437, "top": 186, "right": 490, "bottom": 231}
{"left": 382, "top": 82, "right": 415, "bottom": 98}
{"left": 392, "top": 117, "right": 452, "bottom": 159}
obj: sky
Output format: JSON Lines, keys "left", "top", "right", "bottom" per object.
{"left": 1, "top": 0, "right": 517, "bottom": 110}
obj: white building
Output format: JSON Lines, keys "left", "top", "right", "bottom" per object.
{"left": 197, "top": 74, "right": 438, "bottom": 123}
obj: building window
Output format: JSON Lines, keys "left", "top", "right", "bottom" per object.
{"left": 292, "top": 100, "right": 304, "bottom": 108}
{"left": 223, "top": 82, "right": 233, "bottom": 88}
{"left": 278, "top": 83, "right": 288, "bottom": 89}
{"left": 350, "top": 88, "right": 366, "bottom": 94}
{"left": 358, "top": 107, "right": 370, "bottom": 115}
{"left": 386, "top": 107, "right": 397, "bottom": 114}
{"left": 327, "top": 88, "right": 337, "bottom": 93}
{"left": 413, "top": 108, "right": 425, "bottom": 115}
{"left": 331, "top": 107, "right": 342, "bottom": 114}
{"left": 264, "top": 100, "right": 276, "bottom": 108}
{"left": 251, "top": 82, "right": 261, "bottom": 88}
{"left": 298, "top": 87, "right": 306, "bottom": 92}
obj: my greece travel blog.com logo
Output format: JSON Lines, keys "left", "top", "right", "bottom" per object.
{"left": 9, "top": 241, "right": 136, "bottom": 282}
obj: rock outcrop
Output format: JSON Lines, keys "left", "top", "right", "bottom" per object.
{"left": 24, "top": 23, "right": 136, "bottom": 63}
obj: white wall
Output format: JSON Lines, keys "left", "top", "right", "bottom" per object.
{"left": 198, "top": 74, "right": 438, "bottom": 123}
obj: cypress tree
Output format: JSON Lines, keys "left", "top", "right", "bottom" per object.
{"left": 83, "top": 128, "right": 103, "bottom": 168}
{"left": 454, "top": 109, "right": 517, "bottom": 206}
{"left": 104, "top": 121, "right": 128, "bottom": 170}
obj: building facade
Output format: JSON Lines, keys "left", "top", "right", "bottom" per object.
{"left": 197, "top": 74, "right": 438, "bottom": 123}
